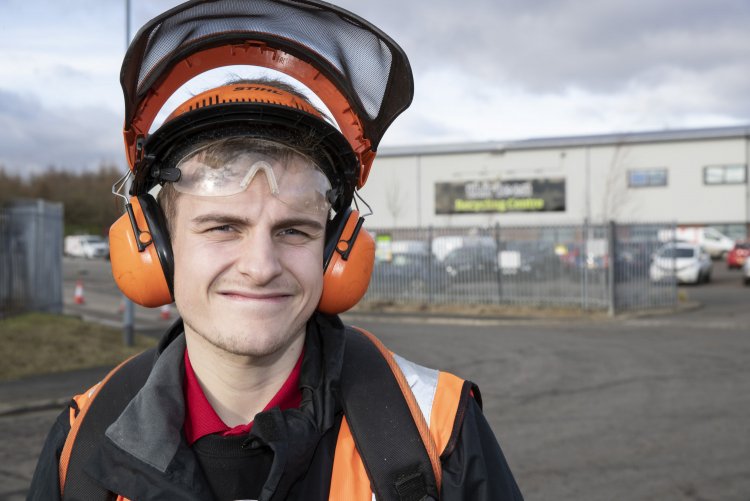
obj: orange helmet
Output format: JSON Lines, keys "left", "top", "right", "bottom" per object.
{"left": 121, "top": 0, "right": 414, "bottom": 195}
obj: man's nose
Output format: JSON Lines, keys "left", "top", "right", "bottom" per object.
{"left": 236, "top": 231, "right": 283, "bottom": 284}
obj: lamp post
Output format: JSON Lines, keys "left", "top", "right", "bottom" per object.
{"left": 122, "top": 0, "right": 135, "bottom": 347}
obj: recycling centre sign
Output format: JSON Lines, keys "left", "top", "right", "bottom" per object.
{"left": 434, "top": 178, "right": 566, "bottom": 214}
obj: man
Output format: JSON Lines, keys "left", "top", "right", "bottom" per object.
{"left": 28, "top": 1, "right": 523, "bottom": 500}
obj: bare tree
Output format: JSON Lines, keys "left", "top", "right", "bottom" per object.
{"left": 599, "top": 142, "right": 637, "bottom": 223}
{"left": 384, "top": 176, "right": 404, "bottom": 226}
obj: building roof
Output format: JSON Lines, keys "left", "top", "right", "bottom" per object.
{"left": 377, "top": 124, "right": 750, "bottom": 157}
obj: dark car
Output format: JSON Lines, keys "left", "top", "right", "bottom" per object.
{"left": 370, "top": 252, "right": 447, "bottom": 298}
{"left": 442, "top": 246, "right": 499, "bottom": 282}
{"left": 501, "top": 241, "right": 561, "bottom": 279}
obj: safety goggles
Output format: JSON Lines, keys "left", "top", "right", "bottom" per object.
{"left": 172, "top": 139, "right": 334, "bottom": 215}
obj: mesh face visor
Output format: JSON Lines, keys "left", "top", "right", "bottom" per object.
{"left": 173, "top": 139, "right": 334, "bottom": 216}
{"left": 121, "top": 0, "right": 414, "bottom": 180}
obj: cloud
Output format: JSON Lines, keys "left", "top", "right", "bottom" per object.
{"left": 333, "top": 0, "right": 750, "bottom": 140}
{"left": 0, "top": 89, "right": 122, "bottom": 176}
{"left": 383, "top": 66, "right": 746, "bottom": 146}
{"left": 1, "top": 0, "right": 749, "bottom": 174}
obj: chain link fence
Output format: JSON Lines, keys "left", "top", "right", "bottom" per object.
{"left": 0, "top": 200, "right": 64, "bottom": 319}
{"left": 364, "top": 221, "right": 679, "bottom": 314}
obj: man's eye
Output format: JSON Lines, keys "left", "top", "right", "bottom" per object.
{"left": 280, "top": 228, "right": 306, "bottom": 236}
{"left": 278, "top": 228, "right": 313, "bottom": 242}
{"left": 208, "top": 225, "right": 234, "bottom": 233}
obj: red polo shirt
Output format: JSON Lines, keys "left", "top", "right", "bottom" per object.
{"left": 183, "top": 348, "right": 304, "bottom": 445}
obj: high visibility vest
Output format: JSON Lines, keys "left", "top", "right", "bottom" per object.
{"left": 59, "top": 333, "right": 467, "bottom": 501}
{"left": 330, "top": 355, "right": 465, "bottom": 500}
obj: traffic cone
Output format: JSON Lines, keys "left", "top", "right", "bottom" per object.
{"left": 159, "top": 303, "right": 172, "bottom": 320}
{"left": 74, "top": 280, "right": 85, "bottom": 304}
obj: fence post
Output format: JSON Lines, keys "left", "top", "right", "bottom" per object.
{"left": 671, "top": 220, "right": 678, "bottom": 307}
{"left": 427, "top": 225, "right": 434, "bottom": 303}
{"left": 582, "top": 219, "right": 589, "bottom": 310}
{"left": 607, "top": 220, "right": 617, "bottom": 316}
{"left": 494, "top": 222, "right": 503, "bottom": 303}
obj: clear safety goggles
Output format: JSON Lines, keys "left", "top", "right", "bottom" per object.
{"left": 172, "top": 140, "right": 334, "bottom": 215}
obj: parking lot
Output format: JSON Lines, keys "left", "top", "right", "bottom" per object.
{"left": 1, "top": 257, "right": 748, "bottom": 500}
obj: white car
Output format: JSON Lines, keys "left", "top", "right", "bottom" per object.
{"left": 743, "top": 258, "right": 750, "bottom": 286}
{"left": 649, "top": 243, "right": 712, "bottom": 284}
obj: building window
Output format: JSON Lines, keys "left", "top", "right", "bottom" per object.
{"left": 627, "top": 168, "right": 668, "bottom": 188}
{"left": 704, "top": 164, "right": 746, "bottom": 185}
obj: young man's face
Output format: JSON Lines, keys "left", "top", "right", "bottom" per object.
{"left": 170, "top": 160, "right": 328, "bottom": 359}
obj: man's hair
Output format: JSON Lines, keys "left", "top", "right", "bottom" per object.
{"left": 157, "top": 77, "right": 333, "bottom": 237}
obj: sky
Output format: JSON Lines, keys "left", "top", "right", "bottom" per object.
{"left": 1, "top": 0, "right": 750, "bottom": 175}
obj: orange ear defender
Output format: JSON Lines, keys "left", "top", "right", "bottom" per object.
{"left": 109, "top": 195, "right": 173, "bottom": 308}
{"left": 319, "top": 208, "right": 375, "bottom": 315}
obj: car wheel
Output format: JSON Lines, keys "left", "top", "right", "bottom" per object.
{"left": 745, "top": 277, "right": 750, "bottom": 286}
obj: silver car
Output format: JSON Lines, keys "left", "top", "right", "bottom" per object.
{"left": 649, "top": 242, "right": 713, "bottom": 284}
{"left": 743, "top": 257, "right": 750, "bottom": 286}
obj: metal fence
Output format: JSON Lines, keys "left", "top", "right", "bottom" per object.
{"left": 363, "top": 221, "right": 679, "bottom": 314}
{"left": 0, "top": 200, "right": 64, "bottom": 319}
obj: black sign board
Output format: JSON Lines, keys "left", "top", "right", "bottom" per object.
{"left": 435, "top": 178, "right": 566, "bottom": 214}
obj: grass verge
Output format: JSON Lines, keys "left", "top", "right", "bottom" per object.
{"left": 0, "top": 312, "right": 157, "bottom": 382}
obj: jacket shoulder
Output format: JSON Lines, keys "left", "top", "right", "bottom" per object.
{"left": 391, "top": 353, "right": 476, "bottom": 457}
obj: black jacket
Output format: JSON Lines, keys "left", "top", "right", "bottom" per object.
{"left": 27, "top": 313, "right": 523, "bottom": 500}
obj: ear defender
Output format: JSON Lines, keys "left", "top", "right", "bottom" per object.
{"left": 318, "top": 208, "right": 375, "bottom": 315}
{"left": 109, "top": 194, "right": 174, "bottom": 308}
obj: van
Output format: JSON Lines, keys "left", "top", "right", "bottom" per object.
{"left": 657, "top": 226, "right": 734, "bottom": 259}
{"left": 64, "top": 235, "right": 110, "bottom": 259}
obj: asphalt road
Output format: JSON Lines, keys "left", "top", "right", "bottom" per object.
{"left": 2, "top": 257, "right": 749, "bottom": 500}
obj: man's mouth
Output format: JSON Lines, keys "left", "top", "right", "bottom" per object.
{"left": 217, "top": 290, "right": 291, "bottom": 302}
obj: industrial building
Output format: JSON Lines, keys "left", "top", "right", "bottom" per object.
{"left": 361, "top": 125, "right": 750, "bottom": 241}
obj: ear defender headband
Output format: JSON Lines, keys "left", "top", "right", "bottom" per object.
{"left": 110, "top": 0, "right": 413, "bottom": 313}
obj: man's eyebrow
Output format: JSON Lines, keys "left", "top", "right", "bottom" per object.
{"left": 273, "top": 217, "right": 325, "bottom": 231}
{"left": 191, "top": 213, "right": 251, "bottom": 226}
{"left": 190, "top": 213, "right": 325, "bottom": 231}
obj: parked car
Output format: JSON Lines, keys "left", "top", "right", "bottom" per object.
{"left": 64, "top": 235, "right": 110, "bottom": 259}
{"left": 371, "top": 252, "right": 446, "bottom": 296}
{"left": 726, "top": 241, "right": 750, "bottom": 269}
{"left": 443, "top": 245, "right": 499, "bottom": 282}
{"left": 649, "top": 243, "right": 712, "bottom": 284}
{"left": 616, "top": 241, "right": 657, "bottom": 281}
{"left": 743, "top": 258, "right": 750, "bottom": 286}
{"left": 657, "top": 226, "right": 735, "bottom": 259}
{"left": 501, "top": 241, "right": 560, "bottom": 278}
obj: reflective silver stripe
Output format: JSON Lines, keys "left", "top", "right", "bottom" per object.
{"left": 392, "top": 354, "right": 440, "bottom": 427}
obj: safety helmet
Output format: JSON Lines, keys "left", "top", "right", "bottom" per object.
{"left": 109, "top": 0, "right": 414, "bottom": 314}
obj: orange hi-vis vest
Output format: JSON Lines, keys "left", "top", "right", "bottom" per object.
{"left": 58, "top": 330, "right": 467, "bottom": 501}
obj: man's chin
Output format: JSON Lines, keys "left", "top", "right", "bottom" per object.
{"left": 210, "top": 318, "right": 305, "bottom": 355}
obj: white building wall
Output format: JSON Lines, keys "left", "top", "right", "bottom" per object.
{"left": 360, "top": 129, "right": 750, "bottom": 232}
{"left": 585, "top": 139, "right": 748, "bottom": 224}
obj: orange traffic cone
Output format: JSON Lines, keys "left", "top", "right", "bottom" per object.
{"left": 74, "top": 279, "right": 85, "bottom": 304}
{"left": 159, "top": 304, "right": 172, "bottom": 320}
